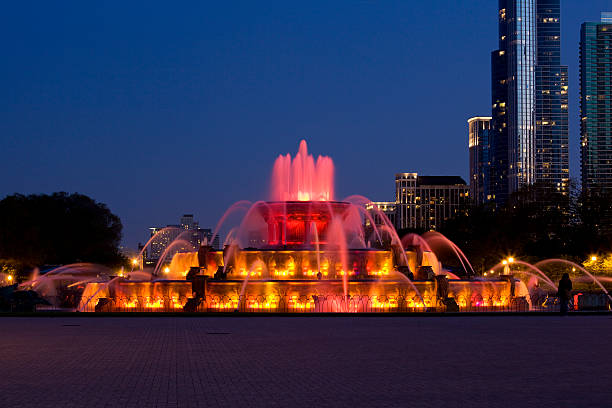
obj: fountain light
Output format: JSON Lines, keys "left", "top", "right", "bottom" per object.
{"left": 70, "top": 141, "right": 518, "bottom": 314}
{"left": 371, "top": 296, "right": 398, "bottom": 309}
{"left": 124, "top": 299, "right": 137, "bottom": 308}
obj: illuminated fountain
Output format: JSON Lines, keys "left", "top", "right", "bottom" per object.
{"left": 67, "top": 140, "right": 529, "bottom": 313}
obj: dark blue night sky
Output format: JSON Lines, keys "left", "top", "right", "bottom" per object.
{"left": 1, "top": 1, "right": 609, "bottom": 247}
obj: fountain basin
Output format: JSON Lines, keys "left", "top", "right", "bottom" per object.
{"left": 79, "top": 278, "right": 521, "bottom": 312}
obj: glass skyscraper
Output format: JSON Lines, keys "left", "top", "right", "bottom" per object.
{"left": 580, "top": 14, "right": 612, "bottom": 193}
{"left": 535, "top": 0, "right": 569, "bottom": 194}
{"left": 490, "top": 0, "right": 568, "bottom": 204}
{"left": 468, "top": 117, "right": 492, "bottom": 205}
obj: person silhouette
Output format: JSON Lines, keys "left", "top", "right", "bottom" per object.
{"left": 558, "top": 273, "right": 573, "bottom": 315}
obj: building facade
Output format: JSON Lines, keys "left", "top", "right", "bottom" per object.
{"left": 365, "top": 201, "right": 396, "bottom": 228}
{"left": 146, "top": 226, "right": 183, "bottom": 265}
{"left": 180, "top": 214, "right": 197, "bottom": 230}
{"left": 468, "top": 117, "right": 492, "bottom": 205}
{"left": 400, "top": 175, "right": 469, "bottom": 231}
{"left": 580, "top": 15, "right": 612, "bottom": 193}
{"left": 535, "top": 0, "right": 569, "bottom": 194}
{"left": 367, "top": 174, "right": 469, "bottom": 233}
{"left": 144, "top": 215, "right": 219, "bottom": 264}
{"left": 490, "top": 0, "right": 568, "bottom": 204}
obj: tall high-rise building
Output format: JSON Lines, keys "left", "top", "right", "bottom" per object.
{"left": 580, "top": 14, "right": 612, "bottom": 192}
{"left": 490, "top": 0, "right": 568, "bottom": 204}
{"left": 468, "top": 117, "right": 492, "bottom": 205}
{"left": 491, "top": 46, "right": 509, "bottom": 203}
{"left": 366, "top": 174, "right": 469, "bottom": 233}
{"left": 535, "top": 0, "right": 569, "bottom": 193}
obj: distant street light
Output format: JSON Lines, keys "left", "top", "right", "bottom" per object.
{"left": 591, "top": 255, "right": 597, "bottom": 262}
{"left": 130, "top": 258, "right": 140, "bottom": 273}
{"left": 502, "top": 258, "right": 511, "bottom": 274}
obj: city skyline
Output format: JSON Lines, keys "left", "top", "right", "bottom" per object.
{"left": 0, "top": 1, "right": 609, "bottom": 247}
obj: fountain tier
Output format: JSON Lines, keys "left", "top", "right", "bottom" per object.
{"left": 256, "top": 201, "right": 351, "bottom": 247}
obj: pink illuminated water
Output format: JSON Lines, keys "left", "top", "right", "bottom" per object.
{"left": 421, "top": 231, "right": 475, "bottom": 276}
{"left": 210, "top": 200, "right": 252, "bottom": 246}
{"left": 488, "top": 260, "right": 557, "bottom": 290}
{"left": 270, "top": 140, "right": 334, "bottom": 201}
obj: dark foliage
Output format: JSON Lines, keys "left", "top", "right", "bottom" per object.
{"left": 439, "top": 182, "right": 612, "bottom": 273}
{"left": 0, "top": 193, "right": 124, "bottom": 272}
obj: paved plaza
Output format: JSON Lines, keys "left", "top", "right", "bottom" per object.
{"left": 1, "top": 315, "right": 611, "bottom": 407}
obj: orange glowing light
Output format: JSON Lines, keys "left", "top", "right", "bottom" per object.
{"left": 371, "top": 296, "right": 398, "bottom": 309}
{"left": 289, "top": 296, "right": 314, "bottom": 309}
{"left": 124, "top": 299, "right": 138, "bottom": 308}
{"left": 210, "top": 300, "right": 239, "bottom": 310}
{"left": 249, "top": 300, "right": 278, "bottom": 309}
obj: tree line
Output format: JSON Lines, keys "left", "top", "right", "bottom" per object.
{"left": 0, "top": 192, "right": 125, "bottom": 279}
{"left": 435, "top": 182, "right": 612, "bottom": 273}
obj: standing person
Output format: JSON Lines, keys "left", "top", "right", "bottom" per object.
{"left": 558, "top": 273, "right": 573, "bottom": 315}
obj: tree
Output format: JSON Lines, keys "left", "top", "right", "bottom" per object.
{"left": 0, "top": 193, "right": 124, "bottom": 275}
{"left": 576, "top": 187, "right": 612, "bottom": 252}
{"left": 439, "top": 182, "right": 591, "bottom": 273}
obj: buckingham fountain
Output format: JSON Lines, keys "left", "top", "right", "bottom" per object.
{"left": 19, "top": 141, "right": 536, "bottom": 313}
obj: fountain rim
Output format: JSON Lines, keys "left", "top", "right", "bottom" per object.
{"left": 253, "top": 200, "right": 352, "bottom": 209}
{"left": 258, "top": 200, "right": 350, "bottom": 204}
{"left": 218, "top": 247, "right": 396, "bottom": 253}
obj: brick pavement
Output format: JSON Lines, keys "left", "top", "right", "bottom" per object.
{"left": 1, "top": 316, "right": 611, "bottom": 407}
